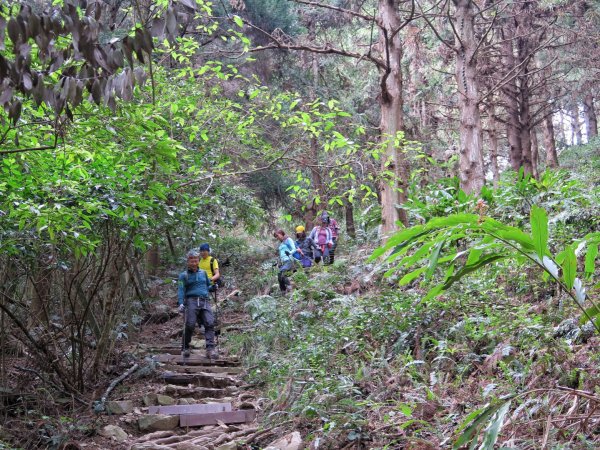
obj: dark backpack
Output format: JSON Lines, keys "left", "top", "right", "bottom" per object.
{"left": 209, "top": 257, "right": 225, "bottom": 288}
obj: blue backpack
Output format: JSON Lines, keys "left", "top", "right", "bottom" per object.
{"left": 284, "top": 238, "right": 302, "bottom": 261}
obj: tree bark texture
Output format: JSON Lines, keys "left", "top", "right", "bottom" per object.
{"left": 543, "top": 114, "right": 559, "bottom": 168}
{"left": 454, "top": 0, "right": 485, "bottom": 194}
{"left": 377, "top": 0, "right": 409, "bottom": 239}
{"left": 531, "top": 127, "right": 539, "bottom": 178}
{"left": 583, "top": 94, "right": 598, "bottom": 139}
{"left": 571, "top": 100, "right": 582, "bottom": 145}
{"left": 486, "top": 104, "right": 500, "bottom": 187}
{"left": 501, "top": 33, "right": 522, "bottom": 172}
{"left": 345, "top": 200, "right": 356, "bottom": 239}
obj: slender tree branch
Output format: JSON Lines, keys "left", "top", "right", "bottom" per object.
{"left": 0, "top": 133, "right": 59, "bottom": 155}
{"left": 293, "top": 0, "right": 374, "bottom": 21}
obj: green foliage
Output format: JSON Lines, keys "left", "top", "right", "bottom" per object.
{"left": 374, "top": 206, "right": 600, "bottom": 334}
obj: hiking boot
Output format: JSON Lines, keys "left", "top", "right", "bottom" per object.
{"left": 206, "top": 348, "right": 218, "bottom": 360}
{"left": 182, "top": 348, "right": 190, "bottom": 358}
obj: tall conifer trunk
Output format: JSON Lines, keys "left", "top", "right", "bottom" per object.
{"left": 378, "top": 0, "right": 409, "bottom": 239}
{"left": 454, "top": 0, "right": 485, "bottom": 194}
{"left": 571, "top": 100, "right": 582, "bottom": 145}
{"left": 543, "top": 115, "right": 559, "bottom": 168}
{"left": 501, "top": 32, "right": 522, "bottom": 171}
{"left": 487, "top": 104, "right": 500, "bottom": 187}
{"left": 583, "top": 94, "right": 598, "bottom": 139}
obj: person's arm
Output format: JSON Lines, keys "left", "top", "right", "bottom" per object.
{"left": 177, "top": 273, "right": 185, "bottom": 306}
{"left": 211, "top": 259, "right": 220, "bottom": 281}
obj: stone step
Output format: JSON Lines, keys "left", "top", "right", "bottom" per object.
{"left": 161, "top": 364, "right": 242, "bottom": 375}
{"left": 162, "top": 371, "right": 239, "bottom": 389}
{"left": 164, "top": 384, "right": 234, "bottom": 399}
{"left": 152, "top": 354, "right": 240, "bottom": 367}
{"left": 148, "top": 402, "right": 232, "bottom": 415}
{"left": 179, "top": 409, "right": 256, "bottom": 427}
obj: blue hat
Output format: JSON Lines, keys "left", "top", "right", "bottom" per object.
{"left": 199, "top": 243, "right": 210, "bottom": 252}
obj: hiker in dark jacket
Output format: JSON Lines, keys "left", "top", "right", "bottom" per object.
{"left": 295, "top": 225, "right": 316, "bottom": 267}
{"left": 178, "top": 250, "right": 217, "bottom": 359}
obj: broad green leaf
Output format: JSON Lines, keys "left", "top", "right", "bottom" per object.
{"left": 579, "top": 304, "right": 600, "bottom": 325}
{"left": 398, "top": 266, "right": 427, "bottom": 286}
{"left": 530, "top": 205, "right": 548, "bottom": 259}
{"left": 443, "top": 254, "right": 506, "bottom": 290}
{"left": 585, "top": 243, "right": 598, "bottom": 276}
{"left": 425, "top": 213, "right": 479, "bottom": 230}
{"left": 233, "top": 15, "right": 243, "bottom": 28}
{"left": 453, "top": 402, "right": 503, "bottom": 449}
{"left": 398, "top": 403, "right": 413, "bottom": 417}
{"left": 425, "top": 241, "right": 444, "bottom": 281}
{"left": 562, "top": 246, "right": 577, "bottom": 290}
{"left": 478, "top": 400, "right": 511, "bottom": 450}
{"left": 423, "top": 283, "right": 445, "bottom": 302}
{"left": 370, "top": 226, "right": 427, "bottom": 259}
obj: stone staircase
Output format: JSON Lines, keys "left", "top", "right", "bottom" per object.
{"left": 108, "top": 342, "right": 260, "bottom": 450}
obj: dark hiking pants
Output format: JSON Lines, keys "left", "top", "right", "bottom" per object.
{"left": 182, "top": 296, "right": 215, "bottom": 350}
{"left": 278, "top": 260, "right": 293, "bottom": 291}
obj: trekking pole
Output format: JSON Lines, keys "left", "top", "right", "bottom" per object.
{"left": 181, "top": 306, "right": 187, "bottom": 363}
{"left": 213, "top": 286, "right": 220, "bottom": 349}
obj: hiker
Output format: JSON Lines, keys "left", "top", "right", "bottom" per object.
{"left": 321, "top": 211, "right": 340, "bottom": 264}
{"left": 308, "top": 216, "right": 333, "bottom": 264}
{"left": 274, "top": 229, "right": 297, "bottom": 293}
{"left": 295, "top": 225, "right": 316, "bottom": 268}
{"left": 198, "top": 243, "right": 221, "bottom": 291}
{"left": 178, "top": 250, "right": 217, "bottom": 359}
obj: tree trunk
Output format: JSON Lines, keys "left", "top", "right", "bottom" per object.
{"left": 583, "top": 94, "right": 598, "bottom": 139}
{"left": 345, "top": 200, "right": 356, "bottom": 239}
{"left": 454, "top": 0, "right": 485, "bottom": 194}
{"left": 501, "top": 34, "right": 522, "bottom": 172}
{"left": 543, "top": 114, "right": 559, "bottom": 168}
{"left": 29, "top": 254, "right": 53, "bottom": 327}
{"left": 531, "top": 127, "right": 539, "bottom": 178}
{"left": 571, "top": 100, "right": 582, "bottom": 145}
{"left": 487, "top": 104, "right": 500, "bottom": 187}
{"left": 147, "top": 245, "right": 159, "bottom": 276}
{"left": 378, "top": 0, "right": 409, "bottom": 239}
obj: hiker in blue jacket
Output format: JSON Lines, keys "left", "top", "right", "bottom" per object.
{"left": 178, "top": 250, "right": 217, "bottom": 359}
{"left": 273, "top": 229, "right": 297, "bottom": 293}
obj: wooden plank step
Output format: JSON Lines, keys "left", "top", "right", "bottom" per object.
{"left": 162, "top": 364, "right": 242, "bottom": 375}
{"left": 152, "top": 354, "right": 240, "bottom": 367}
{"left": 149, "top": 402, "right": 232, "bottom": 415}
{"left": 179, "top": 409, "right": 256, "bottom": 427}
{"left": 162, "top": 372, "right": 238, "bottom": 388}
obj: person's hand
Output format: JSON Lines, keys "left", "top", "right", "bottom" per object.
{"left": 178, "top": 304, "right": 185, "bottom": 314}
{"left": 327, "top": 242, "right": 333, "bottom": 248}
{"left": 285, "top": 251, "right": 290, "bottom": 256}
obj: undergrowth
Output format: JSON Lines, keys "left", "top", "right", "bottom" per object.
{"left": 232, "top": 141, "right": 600, "bottom": 449}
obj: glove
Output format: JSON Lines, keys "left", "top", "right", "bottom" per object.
{"left": 178, "top": 304, "right": 185, "bottom": 314}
